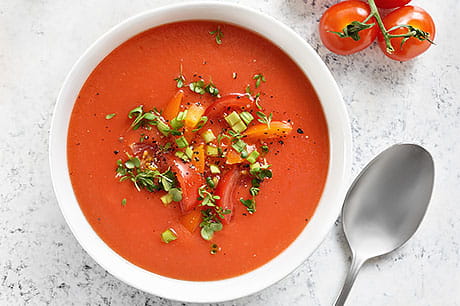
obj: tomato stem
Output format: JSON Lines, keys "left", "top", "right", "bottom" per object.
{"left": 366, "top": 0, "right": 395, "bottom": 53}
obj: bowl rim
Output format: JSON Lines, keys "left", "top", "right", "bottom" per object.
{"left": 49, "top": 2, "right": 352, "bottom": 303}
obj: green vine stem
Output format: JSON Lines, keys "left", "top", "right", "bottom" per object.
{"left": 366, "top": 0, "right": 395, "bottom": 53}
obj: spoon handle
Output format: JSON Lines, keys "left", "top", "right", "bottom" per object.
{"left": 334, "top": 255, "right": 366, "bottom": 306}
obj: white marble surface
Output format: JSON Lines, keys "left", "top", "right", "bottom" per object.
{"left": 1, "top": 0, "right": 459, "bottom": 305}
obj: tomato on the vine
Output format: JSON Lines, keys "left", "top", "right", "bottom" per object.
{"left": 319, "top": 1, "right": 377, "bottom": 55}
{"left": 374, "top": 0, "right": 411, "bottom": 9}
{"left": 377, "top": 6, "right": 435, "bottom": 61}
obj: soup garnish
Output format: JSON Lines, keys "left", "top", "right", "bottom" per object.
{"left": 114, "top": 73, "right": 293, "bottom": 243}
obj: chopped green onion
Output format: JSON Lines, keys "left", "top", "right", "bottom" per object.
{"left": 206, "top": 145, "right": 219, "bottom": 157}
{"left": 261, "top": 145, "right": 269, "bottom": 153}
{"left": 156, "top": 121, "right": 170, "bottom": 136}
{"left": 160, "top": 193, "right": 173, "bottom": 205}
{"left": 121, "top": 198, "right": 127, "bottom": 206}
{"left": 225, "top": 111, "right": 243, "bottom": 127}
{"left": 202, "top": 129, "right": 216, "bottom": 143}
{"left": 177, "top": 110, "right": 188, "bottom": 121}
{"left": 175, "top": 136, "right": 189, "bottom": 148}
{"left": 175, "top": 151, "right": 190, "bottom": 162}
{"left": 224, "top": 111, "right": 247, "bottom": 132}
{"left": 232, "top": 139, "right": 247, "bottom": 153}
{"left": 185, "top": 146, "right": 193, "bottom": 159}
{"left": 250, "top": 162, "right": 261, "bottom": 175}
{"left": 105, "top": 113, "right": 116, "bottom": 120}
{"left": 209, "top": 164, "right": 221, "bottom": 174}
{"left": 240, "top": 112, "right": 254, "bottom": 125}
{"left": 246, "top": 150, "right": 260, "bottom": 164}
{"left": 161, "top": 228, "right": 177, "bottom": 243}
{"left": 240, "top": 150, "right": 248, "bottom": 158}
{"left": 231, "top": 121, "right": 247, "bottom": 133}
{"left": 170, "top": 111, "right": 187, "bottom": 129}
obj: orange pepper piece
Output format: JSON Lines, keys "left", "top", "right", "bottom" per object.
{"left": 191, "top": 144, "right": 205, "bottom": 173}
{"left": 243, "top": 121, "right": 293, "bottom": 139}
{"left": 180, "top": 209, "right": 202, "bottom": 233}
{"left": 163, "top": 90, "right": 184, "bottom": 121}
{"left": 184, "top": 104, "right": 205, "bottom": 129}
{"left": 226, "top": 149, "right": 245, "bottom": 164}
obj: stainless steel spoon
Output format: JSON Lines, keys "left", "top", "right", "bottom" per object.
{"left": 335, "top": 144, "right": 434, "bottom": 306}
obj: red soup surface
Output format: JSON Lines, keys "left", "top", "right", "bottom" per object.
{"left": 67, "top": 21, "right": 329, "bottom": 281}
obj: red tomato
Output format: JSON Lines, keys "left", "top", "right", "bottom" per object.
{"left": 214, "top": 167, "right": 241, "bottom": 224}
{"left": 319, "top": 1, "right": 378, "bottom": 55}
{"left": 378, "top": 6, "right": 435, "bottom": 61}
{"left": 171, "top": 159, "right": 204, "bottom": 213}
{"left": 204, "top": 93, "right": 254, "bottom": 118}
{"left": 374, "top": 0, "right": 411, "bottom": 9}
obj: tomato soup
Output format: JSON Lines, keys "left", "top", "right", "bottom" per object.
{"left": 67, "top": 21, "right": 329, "bottom": 281}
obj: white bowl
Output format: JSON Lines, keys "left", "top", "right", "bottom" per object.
{"left": 50, "top": 2, "right": 351, "bottom": 303}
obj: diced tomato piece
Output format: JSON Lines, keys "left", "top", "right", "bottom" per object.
{"left": 191, "top": 144, "right": 205, "bottom": 173}
{"left": 243, "top": 121, "right": 293, "bottom": 139}
{"left": 214, "top": 167, "right": 241, "bottom": 224}
{"left": 205, "top": 93, "right": 254, "bottom": 118}
{"left": 180, "top": 209, "right": 202, "bottom": 233}
{"left": 130, "top": 142, "right": 159, "bottom": 156}
{"left": 171, "top": 159, "right": 204, "bottom": 213}
{"left": 163, "top": 90, "right": 184, "bottom": 121}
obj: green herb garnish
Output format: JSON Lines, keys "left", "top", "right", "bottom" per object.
{"left": 174, "top": 64, "right": 186, "bottom": 88}
{"left": 189, "top": 80, "right": 206, "bottom": 94}
{"left": 189, "top": 80, "right": 221, "bottom": 98}
{"left": 255, "top": 94, "right": 263, "bottom": 110}
{"left": 199, "top": 209, "right": 228, "bottom": 241}
{"left": 240, "top": 199, "right": 256, "bottom": 214}
{"left": 121, "top": 198, "right": 127, "bottom": 206}
{"left": 256, "top": 111, "right": 273, "bottom": 129}
{"left": 249, "top": 186, "right": 260, "bottom": 196}
{"left": 205, "top": 81, "right": 220, "bottom": 97}
{"left": 192, "top": 116, "right": 208, "bottom": 132}
{"left": 253, "top": 73, "right": 266, "bottom": 88}
{"left": 116, "top": 157, "right": 180, "bottom": 194}
{"left": 174, "top": 75, "right": 185, "bottom": 88}
{"left": 209, "top": 26, "right": 224, "bottom": 45}
{"left": 105, "top": 113, "right": 116, "bottom": 119}
{"left": 245, "top": 84, "right": 252, "bottom": 95}
{"left": 198, "top": 185, "right": 220, "bottom": 207}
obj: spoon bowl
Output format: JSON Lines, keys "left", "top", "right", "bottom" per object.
{"left": 335, "top": 144, "right": 434, "bottom": 305}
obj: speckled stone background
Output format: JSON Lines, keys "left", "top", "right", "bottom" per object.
{"left": 1, "top": 0, "right": 459, "bottom": 305}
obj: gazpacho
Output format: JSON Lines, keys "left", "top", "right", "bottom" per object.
{"left": 67, "top": 21, "right": 329, "bottom": 281}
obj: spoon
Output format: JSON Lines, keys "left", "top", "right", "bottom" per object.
{"left": 335, "top": 144, "right": 434, "bottom": 306}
